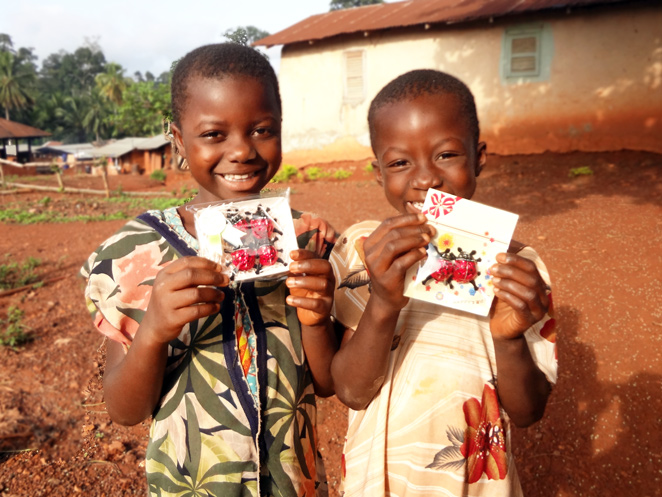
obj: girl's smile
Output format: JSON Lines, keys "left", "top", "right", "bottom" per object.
{"left": 172, "top": 75, "right": 282, "bottom": 203}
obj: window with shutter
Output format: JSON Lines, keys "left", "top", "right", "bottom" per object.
{"left": 344, "top": 50, "right": 365, "bottom": 104}
{"left": 502, "top": 25, "right": 549, "bottom": 81}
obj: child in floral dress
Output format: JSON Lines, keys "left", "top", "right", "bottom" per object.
{"left": 329, "top": 69, "right": 557, "bottom": 496}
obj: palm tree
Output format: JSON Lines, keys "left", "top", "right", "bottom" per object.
{"left": 95, "top": 63, "right": 127, "bottom": 106}
{"left": 55, "top": 93, "right": 90, "bottom": 142}
{"left": 83, "top": 89, "right": 111, "bottom": 142}
{"left": 0, "top": 51, "right": 35, "bottom": 120}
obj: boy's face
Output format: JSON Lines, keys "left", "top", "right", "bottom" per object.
{"left": 172, "top": 75, "right": 282, "bottom": 202}
{"left": 371, "top": 92, "right": 486, "bottom": 215}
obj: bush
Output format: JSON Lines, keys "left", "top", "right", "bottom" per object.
{"left": 271, "top": 164, "right": 299, "bottom": 183}
{"left": 0, "top": 307, "right": 32, "bottom": 348}
{"left": 333, "top": 169, "right": 353, "bottom": 180}
{"left": 305, "top": 167, "right": 330, "bottom": 181}
{"left": 0, "top": 256, "right": 41, "bottom": 290}
{"left": 150, "top": 169, "right": 167, "bottom": 182}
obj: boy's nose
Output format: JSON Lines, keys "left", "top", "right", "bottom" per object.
{"left": 226, "top": 134, "right": 256, "bottom": 162}
{"left": 411, "top": 162, "right": 443, "bottom": 190}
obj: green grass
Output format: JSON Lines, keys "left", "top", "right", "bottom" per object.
{"left": 0, "top": 195, "right": 189, "bottom": 225}
{"left": 364, "top": 163, "right": 374, "bottom": 173}
{"left": 0, "top": 208, "right": 130, "bottom": 224}
{"left": 569, "top": 166, "right": 594, "bottom": 177}
{"left": 0, "top": 307, "right": 32, "bottom": 349}
{"left": 0, "top": 256, "right": 42, "bottom": 290}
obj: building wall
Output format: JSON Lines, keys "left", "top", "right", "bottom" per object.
{"left": 278, "top": 3, "right": 662, "bottom": 161}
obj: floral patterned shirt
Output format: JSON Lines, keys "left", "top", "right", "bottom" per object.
{"left": 81, "top": 207, "right": 336, "bottom": 497}
{"left": 329, "top": 221, "right": 557, "bottom": 497}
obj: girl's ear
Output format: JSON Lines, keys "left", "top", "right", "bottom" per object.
{"left": 171, "top": 122, "right": 186, "bottom": 159}
{"left": 372, "top": 160, "right": 384, "bottom": 186}
{"left": 475, "top": 141, "right": 487, "bottom": 177}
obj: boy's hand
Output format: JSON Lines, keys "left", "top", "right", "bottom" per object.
{"left": 489, "top": 253, "right": 550, "bottom": 340}
{"left": 286, "top": 249, "right": 335, "bottom": 326}
{"left": 363, "top": 213, "right": 435, "bottom": 310}
{"left": 140, "top": 257, "right": 229, "bottom": 345}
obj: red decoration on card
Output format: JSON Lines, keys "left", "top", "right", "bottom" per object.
{"left": 423, "top": 192, "right": 459, "bottom": 219}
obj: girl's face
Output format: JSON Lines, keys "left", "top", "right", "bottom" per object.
{"left": 172, "top": 75, "right": 282, "bottom": 203}
{"left": 371, "top": 92, "right": 486, "bottom": 215}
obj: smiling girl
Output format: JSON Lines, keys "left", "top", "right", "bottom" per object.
{"left": 81, "top": 43, "right": 337, "bottom": 497}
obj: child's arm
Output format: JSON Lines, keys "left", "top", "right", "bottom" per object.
{"left": 489, "top": 251, "right": 553, "bottom": 427}
{"left": 286, "top": 249, "right": 338, "bottom": 397}
{"left": 331, "top": 214, "right": 434, "bottom": 410}
{"left": 103, "top": 257, "right": 229, "bottom": 425}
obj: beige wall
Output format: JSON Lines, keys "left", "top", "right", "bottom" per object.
{"left": 278, "top": 4, "right": 662, "bottom": 163}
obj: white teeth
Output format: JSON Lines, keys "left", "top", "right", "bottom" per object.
{"left": 410, "top": 202, "right": 424, "bottom": 210}
{"left": 223, "top": 173, "right": 254, "bottom": 181}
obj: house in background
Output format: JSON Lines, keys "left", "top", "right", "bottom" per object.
{"left": 0, "top": 118, "right": 51, "bottom": 163}
{"left": 256, "top": 0, "right": 661, "bottom": 162}
{"left": 35, "top": 136, "right": 172, "bottom": 176}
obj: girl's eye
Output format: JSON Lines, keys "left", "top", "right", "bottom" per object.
{"left": 388, "top": 159, "right": 408, "bottom": 168}
{"left": 202, "top": 130, "right": 224, "bottom": 140}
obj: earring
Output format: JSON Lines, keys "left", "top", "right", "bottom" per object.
{"left": 179, "top": 158, "right": 189, "bottom": 171}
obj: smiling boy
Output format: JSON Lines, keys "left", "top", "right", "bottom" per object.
{"left": 329, "top": 70, "right": 557, "bottom": 497}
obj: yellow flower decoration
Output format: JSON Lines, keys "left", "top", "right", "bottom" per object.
{"left": 436, "top": 233, "right": 454, "bottom": 250}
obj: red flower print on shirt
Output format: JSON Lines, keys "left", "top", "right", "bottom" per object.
{"left": 461, "top": 383, "right": 508, "bottom": 483}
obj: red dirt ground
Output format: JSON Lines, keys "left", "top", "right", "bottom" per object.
{"left": 0, "top": 151, "right": 661, "bottom": 496}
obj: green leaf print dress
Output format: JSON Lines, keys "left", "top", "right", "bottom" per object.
{"left": 81, "top": 207, "right": 336, "bottom": 497}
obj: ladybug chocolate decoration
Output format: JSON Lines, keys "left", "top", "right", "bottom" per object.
{"left": 452, "top": 247, "right": 482, "bottom": 290}
{"left": 423, "top": 248, "right": 455, "bottom": 286}
{"left": 231, "top": 248, "right": 256, "bottom": 271}
{"left": 251, "top": 218, "right": 274, "bottom": 239}
{"left": 257, "top": 244, "right": 279, "bottom": 266}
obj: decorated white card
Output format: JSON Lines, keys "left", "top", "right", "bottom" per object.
{"left": 403, "top": 189, "right": 519, "bottom": 316}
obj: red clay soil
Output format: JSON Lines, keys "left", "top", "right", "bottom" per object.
{"left": 0, "top": 151, "right": 661, "bottom": 496}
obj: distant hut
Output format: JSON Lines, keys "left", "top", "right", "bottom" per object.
{"left": 0, "top": 118, "right": 51, "bottom": 163}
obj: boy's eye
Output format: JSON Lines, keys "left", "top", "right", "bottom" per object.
{"left": 437, "top": 152, "right": 459, "bottom": 160}
{"left": 253, "top": 127, "right": 271, "bottom": 137}
{"left": 252, "top": 126, "right": 278, "bottom": 138}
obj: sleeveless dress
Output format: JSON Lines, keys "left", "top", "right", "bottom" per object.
{"left": 329, "top": 220, "right": 557, "bottom": 497}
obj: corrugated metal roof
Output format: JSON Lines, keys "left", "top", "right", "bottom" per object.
{"left": 35, "top": 143, "right": 95, "bottom": 158}
{"left": 31, "top": 136, "right": 169, "bottom": 159}
{"left": 255, "top": 0, "right": 631, "bottom": 47}
{"left": 90, "top": 136, "right": 169, "bottom": 158}
{"left": 0, "top": 117, "right": 51, "bottom": 140}
{"left": 135, "top": 134, "right": 169, "bottom": 150}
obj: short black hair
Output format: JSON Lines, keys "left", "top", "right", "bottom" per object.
{"left": 368, "top": 69, "right": 480, "bottom": 151}
{"left": 171, "top": 43, "right": 281, "bottom": 125}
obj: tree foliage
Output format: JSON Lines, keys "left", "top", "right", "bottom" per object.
{"left": 329, "top": 0, "right": 384, "bottom": 11}
{"left": 222, "top": 26, "right": 271, "bottom": 46}
{"left": 0, "top": 51, "right": 36, "bottom": 120}
{"left": 0, "top": 33, "right": 180, "bottom": 143}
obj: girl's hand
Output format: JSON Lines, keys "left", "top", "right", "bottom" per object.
{"left": 489, "top": 253, "right": 550, "bottom": 340}
{"left": 286, "top": 249, "right": 335, "bottom": 327}
{"left": 140, "top": 256, "right": 229, "bottom": 345}
{"left": 363, "top": 213, "right": 435, "bottom": 310}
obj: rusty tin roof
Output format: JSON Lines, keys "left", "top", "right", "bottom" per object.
{"left": 0, "top": 118, "right": 51, "bottom": 140}
{"left": 255, "top": 0, "right": 631, "bottom": 47}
